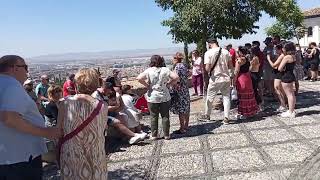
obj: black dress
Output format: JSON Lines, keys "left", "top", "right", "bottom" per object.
{"left": 281, "top": 62, "right": 296, "bottom": 83}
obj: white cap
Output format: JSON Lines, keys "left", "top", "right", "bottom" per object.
{"left": 23, "top": 79, "right": 33, "bottom": 86}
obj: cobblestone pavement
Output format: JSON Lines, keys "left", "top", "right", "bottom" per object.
{"left": 44, "top": 80, "right": 320, "bottom": 180}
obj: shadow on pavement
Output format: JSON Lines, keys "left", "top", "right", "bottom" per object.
{"left": 107, "top": 164, "right": 148, "bottom": 180}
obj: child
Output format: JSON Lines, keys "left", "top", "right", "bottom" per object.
{"left": 44, "top": 85, "right": 62, "bottom": 127}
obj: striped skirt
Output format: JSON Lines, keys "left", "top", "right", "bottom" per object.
{"left": 236, "top": 72, "right": 258, "bottom": 116}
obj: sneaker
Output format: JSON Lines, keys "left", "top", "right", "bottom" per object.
{"left": 235, "top": 114, "right": 245, "bottom": 120}
{"left": 198, "top": 114, "right": 210, "bottom": 121}
{"left": 280, "top": 110, "right": 296, "bottom": 118}
{"left": 276, "top": 106, "right": 287, "bottom": 112}
{"left": 129, "top": 133, "right": 145, "bottom": 144}
{"left": 191, "top": 93, "right": 198, "bottom": 96}
{"left": 139, "top": 132, "right": 148, "bottom": 139}
{"left": 223, "top": 117, "right": 230, "bottom": 125}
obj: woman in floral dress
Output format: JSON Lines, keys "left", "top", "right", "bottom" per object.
{"left": 170, "top": 52, "right": 191, "bottom": 134}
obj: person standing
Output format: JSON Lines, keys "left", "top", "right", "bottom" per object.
{"left": 267, "top": 43, "right": 287, "bottom": 112}
{"left": 58, "top": 68, "right": 108, "bottom": 179}
{"left": 191, "top": 50, "right": 204, "bottom": 96}
{"left": 234, "top": 47, "right": 258, "bottom": 119}
{"left": 278, "top": 42, "right": 297, "bottom": 118}
{"left": 199, "top": 38, "right": 234, "bottom": 124}
{"left": 226, "top": 44, "right": 236, "bottom": 67}
{"left": 63, "top": 73, "right": 76, "bottom": 97}
{"left": 263, "top": 37, "right": 276, "bottom": 97}
{"left": 307, "top": 42, "right": 320, "bottom": 81}
{"left": 137, "top": 55, "right": 179, "bottom": 140}
{"left": 35, "top": 74, "right": 50, "bottom": 106}
{"left": 171, "top": 52, "right": 191, "bottom": 134}
{"left": 0, "top": 55, "right": 62, "bottom": 180}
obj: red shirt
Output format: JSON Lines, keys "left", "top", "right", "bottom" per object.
{"left": 229, "top": 48, "right": 236, "bottom": 67}
{"left": 63, "top": 80, "right": 76, "bottom": 97}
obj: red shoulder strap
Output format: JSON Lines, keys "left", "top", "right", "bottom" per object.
{"left": 57, "top": 100, "right": 104, "bottom": 164}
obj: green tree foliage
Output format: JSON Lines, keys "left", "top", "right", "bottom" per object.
{"left": 265, "top": 0, "right": 304, "bottom": 43}
{"left": 155, "top": 0, "right": 301, "bottom": 52}
{"left": 155, "top": 0, "right": 301, "bottom": 91}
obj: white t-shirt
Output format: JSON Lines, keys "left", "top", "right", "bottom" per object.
{"left": 192, "top": 57, "right": 203, "bottom": 76}
{"left": 141, "top": 67, "right": 171, "bottom": 103}
{"left": 204, "top": 47, "right": 231, "bottom": 83}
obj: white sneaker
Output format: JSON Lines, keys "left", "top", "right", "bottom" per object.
{"left": 235, "top": 114, "right": 245, "bottom": 120}
{"left": 129, "top": 133, "right": 145, "bottom": 144}
{"left": 138, "top": 132, "right": 148, "bottom": 139}
{"left": 277, "top": 106, "right": 287, "bottom": 112}
{"left": 280, "top": 110, "right": 296, "bottom": 118}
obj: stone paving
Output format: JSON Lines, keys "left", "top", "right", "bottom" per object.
{"left": 107, "top": 81, "right": 320, "bottom": 180}
{"left": 44, "top": 80, "right": 320, "bottom": 179}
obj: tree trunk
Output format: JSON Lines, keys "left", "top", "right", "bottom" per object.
{"left": 201, "top": 22, "right": 209, "bottom": 95}
{"left": 183, "top": 42, "right": 189, "bottom": 68}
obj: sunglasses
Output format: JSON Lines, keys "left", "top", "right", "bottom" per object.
{"left": 15, "top": 64, "right": 28, "bottom": 71}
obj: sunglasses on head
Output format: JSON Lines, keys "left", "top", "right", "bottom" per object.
{"left": 14, "top": 64, "right": 28, "bottom": 71}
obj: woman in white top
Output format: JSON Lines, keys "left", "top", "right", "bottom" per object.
{"left": 137, "top": 55, "right": 179, "bottom": 140}
{"left": 121, "top": 85, "right": 143, "bottom": 133}
{"left": 191, "top": 50, "right": 204, "bottom": 96}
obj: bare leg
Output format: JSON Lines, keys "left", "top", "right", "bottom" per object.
{"left": 113, "top": 122, "right": 135, "bottom": 138}
{"left": 184, "top": 113, "right": 190, "bottom": 130}
{"left": 282, "top": 82, "right": 296, "bottom": 112}
{"left": 274, "top": 79, "right": 286, "bottom": 107}
{"left": 178, "top": 114, "right": 185, "bottom": 132}
{"left": 295, "top": 80, "right": 299, "bottom": 95}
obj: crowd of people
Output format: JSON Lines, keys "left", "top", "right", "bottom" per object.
{"left": 0, "top": 36, "right": 320, "bottom": 179}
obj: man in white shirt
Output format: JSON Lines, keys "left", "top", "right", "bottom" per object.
{"left": 199, "top": 39, "right": 234, "bottom": 124}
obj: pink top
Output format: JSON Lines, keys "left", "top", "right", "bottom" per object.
{"left": 192, "top": 57, "right": 203, "bottom": 76}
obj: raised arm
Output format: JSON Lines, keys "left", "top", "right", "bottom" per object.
{"left": 268, "top": 53, "right": 284, "bottom": 69}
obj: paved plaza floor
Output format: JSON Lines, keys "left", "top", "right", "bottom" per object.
{"left": 44, "top": 80, "right": 320, "bottom": 180}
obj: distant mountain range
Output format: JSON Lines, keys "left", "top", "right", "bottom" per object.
{"left": 29, "top": 46, "right": 195, "bottom": 63}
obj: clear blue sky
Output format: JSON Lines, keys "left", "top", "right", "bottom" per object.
{"left": 0, "top": 0, "right": 319, "bottom": 57}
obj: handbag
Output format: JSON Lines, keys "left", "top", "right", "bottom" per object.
{"left": 231, "top": 87, "right": 238, "bottom": 101}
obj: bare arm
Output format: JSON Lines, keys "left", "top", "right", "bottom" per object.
{"left": 307, "top": 48, "right": 316, "bottom": 57}
{"left": 268, "top": 54, "right": 284, "bottom": 68}
{"left": 114, "top": 97, "right": 125, "bottom": 112}
{"left": 136, "top": 72, "right": 149, "bottom": 87}
{"left": 234, "top": 59, "right": 241, "bottom": 77}
{"left": 168, "top": 71, "right": 179, "bottom": 86}
{"left": 0, "top": 111, "right": 62, "bottom": 139}
{"left": 278, "top": 55, "right": 290, "bottom": 72}
{"left": 250, "top": 56, "right": 260, "bottom": 71}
